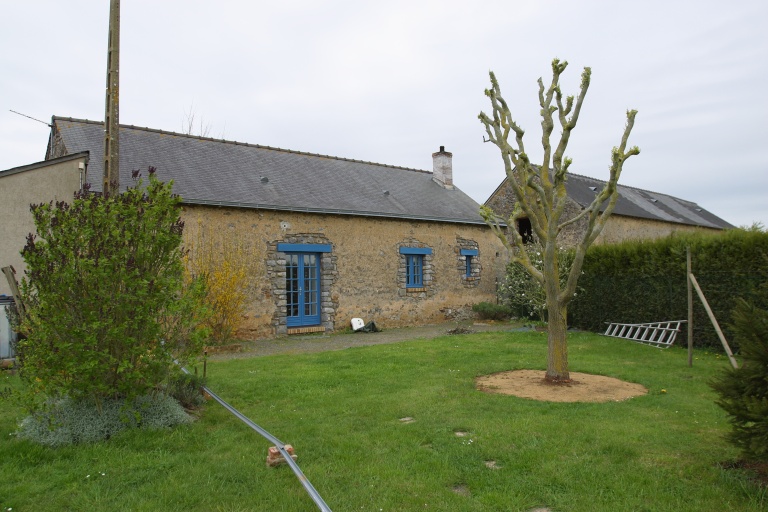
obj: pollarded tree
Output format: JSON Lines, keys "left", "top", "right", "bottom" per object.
{"left": 479, "top": 59, "right": 639, "bottom": 382}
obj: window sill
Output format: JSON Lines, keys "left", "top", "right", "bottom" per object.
{"left": 287, "top": 325, "right": 326, "bottom": 335}
{"left": 406, "top": 287, "right": 427, "bottom": 293}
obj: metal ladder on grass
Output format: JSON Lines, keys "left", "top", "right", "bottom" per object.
{"left": 603, "top": 320, "right": 686, "bottom": 348}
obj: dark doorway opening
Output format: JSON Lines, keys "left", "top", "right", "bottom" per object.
{"left": 517, "top": 218, "right": 533, "bottom": 244}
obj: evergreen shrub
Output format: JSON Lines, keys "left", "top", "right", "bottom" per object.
{"left": 472, "top": 302, "right": 513, "bottom": 321}
{"left": 710, "top": 300, "right": 768, "bottom": 461}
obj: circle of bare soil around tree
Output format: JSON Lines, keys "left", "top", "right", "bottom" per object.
{"left": 476, "top": 370, "right": 647, "bottom": 403}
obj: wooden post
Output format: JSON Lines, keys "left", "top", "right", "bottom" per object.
{"left": 688, "top": 273, "right": 739, "bottom": 369}
{"left": 687, "top": 247, "right": 693, "bottom": 367}
{"left": 103, "top": 0, "right": 120, "bottom": 196}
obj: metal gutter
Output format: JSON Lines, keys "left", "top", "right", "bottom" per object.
{"left": 0, "top": 151, "right": 90, "bottom": 177}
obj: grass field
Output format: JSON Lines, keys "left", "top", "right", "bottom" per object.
{"left": 1, "top": 330, "right": 765, "bottom": 511}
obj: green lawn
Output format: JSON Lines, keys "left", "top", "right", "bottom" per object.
{"left": 1, "top": 330, "right": 765, "bottom": 511}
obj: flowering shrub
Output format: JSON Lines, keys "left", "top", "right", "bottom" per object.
{"left": 17, "top": 170, "right": 208, "bottom": 408}
{"left": 185, "top": 220, "right": 252, "bottom": 344}
{"left": 500, "top": 238, "right": 577, "bottom": 322}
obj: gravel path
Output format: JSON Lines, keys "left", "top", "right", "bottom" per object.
{"left": 206, "top": 321, "right": 521, "bottom": 361}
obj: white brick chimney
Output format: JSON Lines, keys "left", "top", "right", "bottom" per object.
{"left": 432, "top": 146, "right": 453, "bottom": 189}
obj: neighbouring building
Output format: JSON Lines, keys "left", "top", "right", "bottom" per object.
{"left": 485, "top": 171, "right": 732, "bottom": 246}
{"left": 0, "top": 151, "right": 90, "bottom": 292}
{"left": 0, "top": 117, "right": 508, "bottom": 338}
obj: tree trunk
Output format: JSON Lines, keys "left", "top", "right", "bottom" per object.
{"left": 545, "top": 298, "right": 570, "bottom": 382}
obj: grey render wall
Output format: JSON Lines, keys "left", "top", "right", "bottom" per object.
{"left": 0, "top": 155, "right": 86, "bottom": 295}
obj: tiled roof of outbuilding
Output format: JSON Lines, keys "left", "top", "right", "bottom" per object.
{"left": 487, "top": 172, "right": 732, "bottom": 230}
{"left": 48, "top": 117, "right": 487, "bottom": 225}
{"left": 564, "top": 173, "right": 732, "bottom": 229}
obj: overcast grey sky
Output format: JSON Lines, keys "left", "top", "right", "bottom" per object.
{"left": 1, "top": 0, "right": 766, "bottom": 227}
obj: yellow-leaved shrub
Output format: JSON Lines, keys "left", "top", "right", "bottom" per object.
{"left": 185, "top": 219, "right": 252, "bottom": 344}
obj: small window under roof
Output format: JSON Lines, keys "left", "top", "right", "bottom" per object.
{"left": 517, "top": 218, "right": 533, "bottom": 244}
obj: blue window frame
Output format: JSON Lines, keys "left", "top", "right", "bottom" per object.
{"left": 405, "top": 254, "right": 423, "bottom": 288}
{"left": 285, "top": 253, "right": 321, "bottom": 327}
{"left": 400, "top": 247, "right": 432, "bottom": 289}
{"left": 278, "top": 243, "right": 332, "bottom": 253}
{"left": 460, "top": 249, "right": 478, "bottom": 278}
{"left": 280, "top": 243, "right": 331, "bottom": 328}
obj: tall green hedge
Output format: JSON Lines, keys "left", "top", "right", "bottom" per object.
{"left": 570, "top": 229, "right": 768, "bottom": 350}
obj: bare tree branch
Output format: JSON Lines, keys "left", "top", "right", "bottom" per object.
{"left": 182, "top": 104, "right": 212, "bottom": 137}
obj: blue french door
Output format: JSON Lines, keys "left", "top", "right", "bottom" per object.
{"left": 286, "top": 253, "right": 321, "bottom": 327}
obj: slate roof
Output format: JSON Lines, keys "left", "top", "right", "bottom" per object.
{"left": 48, "top": 117, "right": 487, "bottom": 225}
{"left": 565, "top": 173, "right": 732, "bottom": 229}
{"left": 488, "top": 173, "right": 733, "bottom": 230}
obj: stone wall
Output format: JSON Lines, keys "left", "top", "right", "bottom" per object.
{"left": 485, "top": 178, "right": 589, "bottom": 247}
{"left": 595, "top": 215, "right": 721, "bottom": 245}
{"left": 181, "top": 206, "right": 507, "bottom": 338}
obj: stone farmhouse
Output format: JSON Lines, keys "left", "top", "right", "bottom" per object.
{"left": 0, "top": 117, "right": 508, "bottom": 338}
{"left": 485, "top": 172, "right": 732, "bottom": 247}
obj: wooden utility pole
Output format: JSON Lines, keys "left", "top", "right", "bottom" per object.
{"left": 103, "top": 0, "right": 120, "bottom": 196}
{"left": 687, "top": 247, "right": 693, "bottom": 367}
